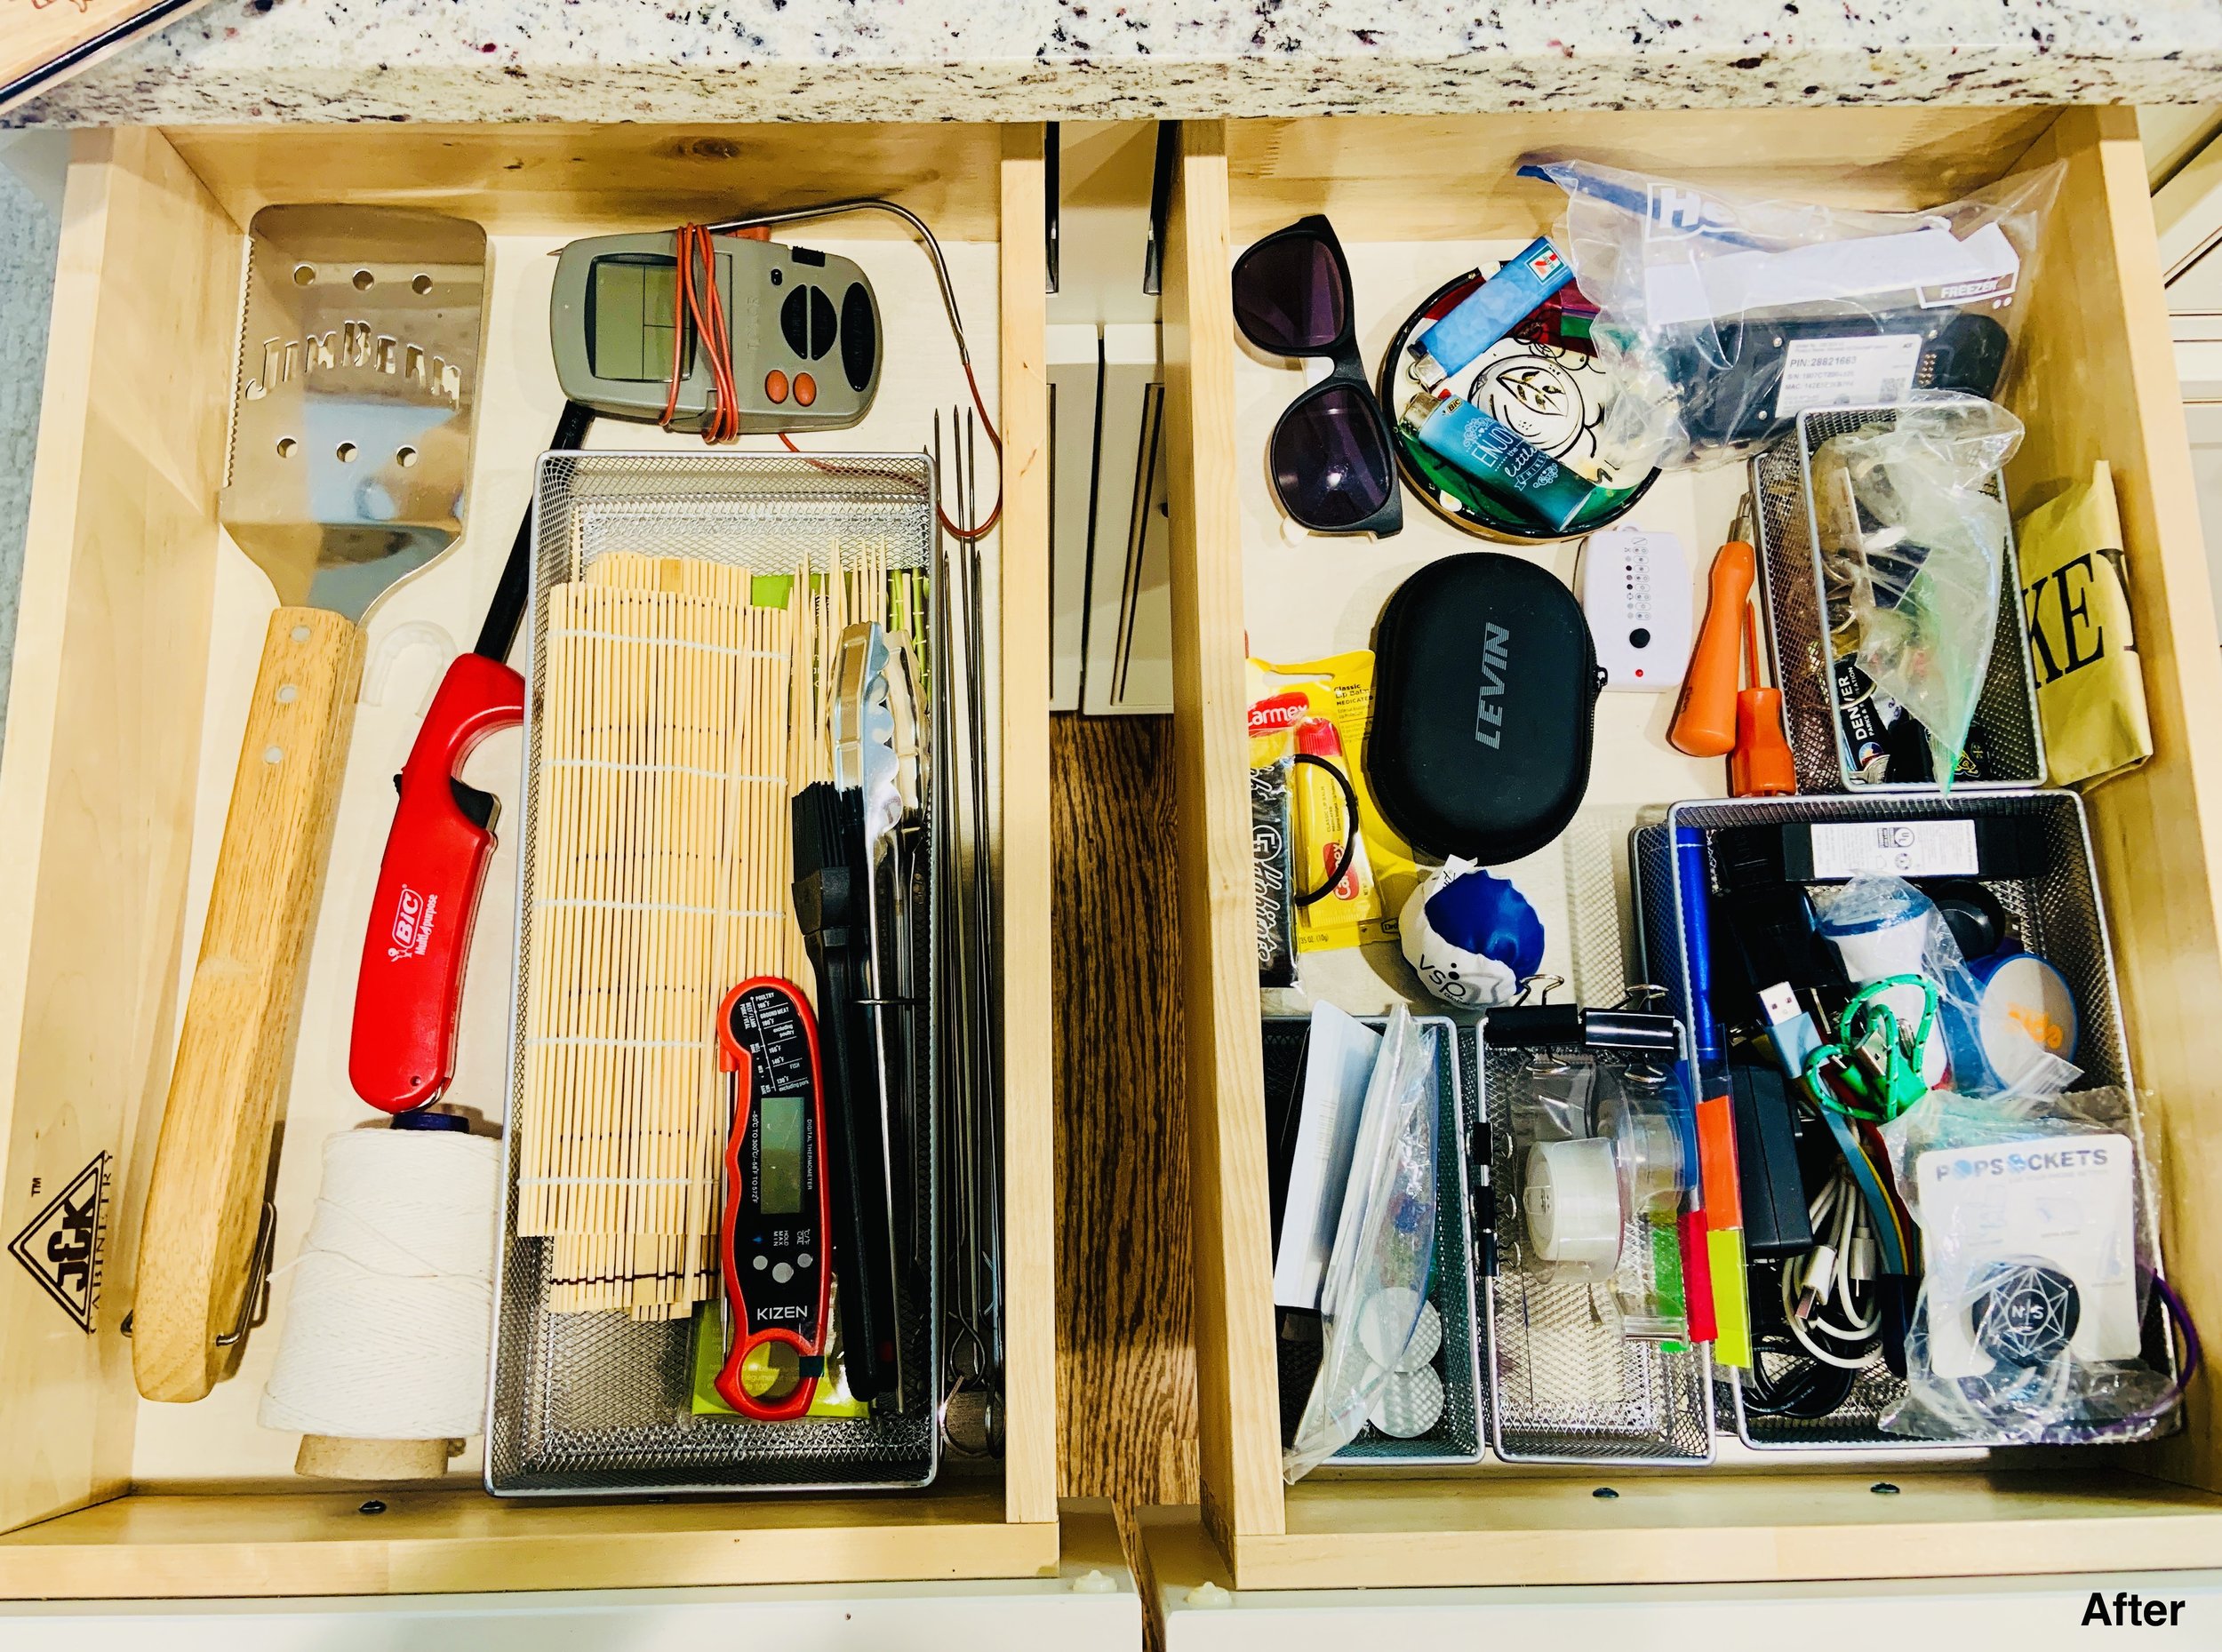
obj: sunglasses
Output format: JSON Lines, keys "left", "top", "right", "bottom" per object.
{"left": 1232, "top": 215, "right": 1403, "bottom": 538}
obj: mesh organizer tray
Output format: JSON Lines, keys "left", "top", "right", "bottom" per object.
{"left": 1264, "top": 1015, "right": 1483, "bottom": 1466}
{"left": 487, "top": 451, "right": 942, "bottom": 1496}
{"left": 1752, "top": 404, "right": 2045, "bottom": 796}
{"left": 1480, "top": 1010, "right": 1716, "bottom": 1467}
{"left": 1632, "top": 792, "right": 2172, "bottom": 1455}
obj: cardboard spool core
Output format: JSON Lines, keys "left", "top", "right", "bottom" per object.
{"left": 295, "top": 1433, "right": 460, "bottom": 1481}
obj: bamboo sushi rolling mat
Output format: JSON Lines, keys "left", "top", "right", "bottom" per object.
{"left": 519, "top": 547, "right": 890, "bottom": 1320}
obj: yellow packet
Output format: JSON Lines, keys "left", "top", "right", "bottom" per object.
{"left": 688, "top": 1302, "right": 869, "bottom": 1419}
{"left": 2016, "top": 461, "right": 2154, "bottom": 787}
{"left": 1247, "top": 652, "right": 1419, "bottom": 952}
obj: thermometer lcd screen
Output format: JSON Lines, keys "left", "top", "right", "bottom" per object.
{"left": 586, "top": 254, "right": 683, "bottom": 383}
{"left": 759, "top": 1093, "right": 804, "bottom": 1216}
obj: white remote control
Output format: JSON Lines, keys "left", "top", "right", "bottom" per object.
{"left": 1579, "top": 527, "right": 1693, "bottom": 691}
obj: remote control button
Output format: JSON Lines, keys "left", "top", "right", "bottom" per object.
{"left": 771, "top": 1262, "right": 794, "bottom": 1284}
{"left": 1630, "top": 627, "right": 1651, "bottom": 649}
{"left": 841, "top": 282, "right": 877, "bottom": 392}
{"left": 779, "top": 288, "right": 809, "bottom": 356}
{"left": 809, "top": 286, "right": 837, "bottom": 359}
{"left": 798, "top": 1253, "right": 812, "bottom": 1269}
{"left": 794, "top": 372, "right": 817, "bottom": 407}
{"left": 765, "top": 369, "right": 789, "bottom": 404}
{"left": 752, "top": 1254, "right": 768, "bottom": 1272}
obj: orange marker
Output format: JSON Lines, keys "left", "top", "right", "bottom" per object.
{"left": 1670, "top": 526, "right": 1755, "bottom": 758}
{"left": 1730, "top": 614, "right": 1799, "bottom": 797}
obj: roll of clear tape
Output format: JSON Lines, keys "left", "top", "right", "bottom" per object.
{"left": 260, "top": 1129, "right": 500, "bottom": 1447}
{"left": 1609, "top": 1099, "right": 1686, "bottom": 1217}
{"left": 1523, "top": 1137, "right": 1623, "bottom": 1274}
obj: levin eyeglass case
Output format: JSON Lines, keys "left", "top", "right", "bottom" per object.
{"left": 1368, "top": 552, "right": 1603, "bottom": 863}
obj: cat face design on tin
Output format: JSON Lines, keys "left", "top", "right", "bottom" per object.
{"left": 1467, "top": 337, "right": 1603, "bottom": 467}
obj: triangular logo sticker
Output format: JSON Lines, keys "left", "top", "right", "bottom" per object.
{"left": 9, "top": 1153, "right": 109, "bottom": 1333}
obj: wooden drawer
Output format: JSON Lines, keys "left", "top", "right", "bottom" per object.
{"left": 1160, "top": 107, "right": 2222, "bottom": 1590}
{"left": 0, "top": 122, "right": 1055, "bottom": 1597}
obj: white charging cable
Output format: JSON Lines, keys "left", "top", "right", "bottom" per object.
{"left": 1783, "top": 1168, "right": 1881, "bottom": 1369}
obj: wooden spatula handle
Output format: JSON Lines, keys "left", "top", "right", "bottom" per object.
{"left": 133, "top": 607, "right": 364, "bottom": 1403}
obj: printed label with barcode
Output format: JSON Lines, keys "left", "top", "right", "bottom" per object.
{"left": 1808, "top": 819, "right": 1980, "bottom": 880}
{"left": 1775, "top": 333, "right": 1925, "bottom": 419}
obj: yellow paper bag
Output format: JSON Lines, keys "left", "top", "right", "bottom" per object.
{"left": 2016, "top": 461, "right": 2154, "bottom": 787}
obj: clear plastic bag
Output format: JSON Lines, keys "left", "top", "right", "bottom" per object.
{"left": 1518, "top": 157, "right": 2060, "bottom": 473}
{"left": 1879, "top": 1084, "right": 2186, "bottom": 1444}
{"left": 1812, "top": 873, "right": 2080, "bottom": 1108}
{"left": 1814, "top": 397, "right": 2025, "bottom": 789}
{"left": 1285, "top": 1009, "right": 1441, "bottom": 1481}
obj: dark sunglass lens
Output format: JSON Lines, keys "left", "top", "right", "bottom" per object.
{"left": 1234, "top": 234, "right": 1347, "bottom": 353}
{"left": 1272, "top": 383, "right": 1392, "bottom": 529}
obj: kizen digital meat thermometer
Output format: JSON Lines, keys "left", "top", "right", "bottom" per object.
{"left": 715, "top": 978, "right": 834, "bottom": 1420}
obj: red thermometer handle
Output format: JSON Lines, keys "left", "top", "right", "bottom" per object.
{"left": 715, "top": 978, "right": 834, "bottom": 1422}
{"left": 348, "top": 652, "right": 526, "bottom": 1113}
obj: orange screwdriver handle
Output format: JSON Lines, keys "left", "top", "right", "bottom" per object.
{"left": 1671, "top": 539, "right": 1755, "bottom": 757}
{"left": 1731, "top": 611, "right": 1799, "bottom": 797}
{"left": 1732, "top": 690, "right": 1800, "bottom": 795}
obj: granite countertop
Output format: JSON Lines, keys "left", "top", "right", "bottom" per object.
{"left": 12, "top": 0, "right": 2222, "bottom": 126}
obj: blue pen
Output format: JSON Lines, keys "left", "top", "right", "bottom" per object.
{"left": 1673, "top": 826, "right": 1724, "bottom": 1080}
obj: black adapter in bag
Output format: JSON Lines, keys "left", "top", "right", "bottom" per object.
{"left": 1367, "top": 552, "right": 1603, "bottom": 864}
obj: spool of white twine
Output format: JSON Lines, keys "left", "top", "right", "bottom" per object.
{"left": 260, "top": 1128, "right": 500, "bottom": 1445}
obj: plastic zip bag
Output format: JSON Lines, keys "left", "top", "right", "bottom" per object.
{"left": 1879, "top": 1085, "right": 2190, "bottom": 1444}
{"left": 1284, "top": 1008, "right": 1441, "bottom": 1481}
{"left": 1813, "top": 397, "right": 2025, "bottom": 790}
{"left": 1813, "top": 873, "right": 2080, "bottom": 1114}
{"left": 1518, "top": 157, "right": 2060, "bottom": 473}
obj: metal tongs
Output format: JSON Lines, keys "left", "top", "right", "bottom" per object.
{"left": 832, "top": 619, "right": 927, "bottom": 1413}
{"left": 933, "top": 407, "right": 1005, "bottom": 1456}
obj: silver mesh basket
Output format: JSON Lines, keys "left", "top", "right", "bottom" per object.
{"left": 486, "top": 451, "right": 941, "bottom": 1496}
{"left": 1634, "top": 792, "right": 2165, "bottom": 1453}
{"left": 1752, "top": 405, "right": 2045, "bottom": 795}
{"left": 1479, "top": 1026, "right": 1715, "bottom": 1468}
{"left": 1264, "top": 1015, "right": 1483, "bottom": 1467}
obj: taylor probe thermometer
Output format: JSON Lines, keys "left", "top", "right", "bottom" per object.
{"left": 348, "top": 401, "right": 595, "bottom": 1113}
{"left": 715, "top": 978, "right": 835, "bottom": 1420}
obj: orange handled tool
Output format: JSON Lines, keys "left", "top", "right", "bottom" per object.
{"left": 1670, "top": 515, "right": 1756, "bottom": 758}
{"left": 1731, "top": 615, "right": 1799, "bottom": 797}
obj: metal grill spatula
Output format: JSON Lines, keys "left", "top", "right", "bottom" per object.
{"left": 132, "top": 205, "right": 487, "bottom": 1403}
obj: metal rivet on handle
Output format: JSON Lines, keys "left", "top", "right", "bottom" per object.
{"left": 291, "top": 626, "right": 311, "bottom": 643}
{"left": 276, "top": 684, "right": 299, "bottom": 705}
{"left": 263, "top": 746, "right": 285, "bottom": 766}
